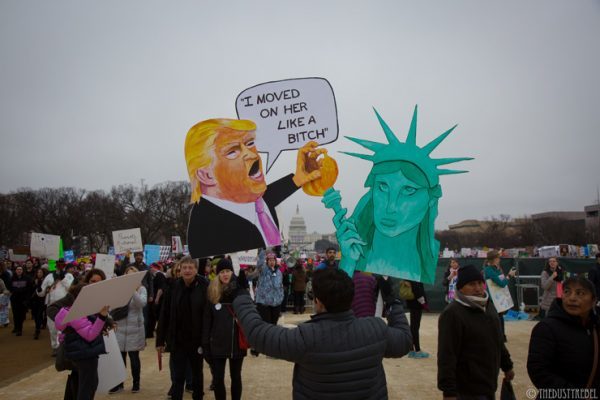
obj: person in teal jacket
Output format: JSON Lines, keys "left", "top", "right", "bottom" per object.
{"left": 483, "top": 250, "right": 516, "bottom": 341}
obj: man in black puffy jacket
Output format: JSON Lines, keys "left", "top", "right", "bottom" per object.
{"left": 233, "top": 268, "right": 412, "bottom": 400}
{"left": 437, "top": 264, "right": 514, "bottom": 399}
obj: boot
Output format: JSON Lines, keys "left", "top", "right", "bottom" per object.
{"left": 34, "top": 330, "right": 40, "bottom": 340}
{"left": 109, "top": 383, "right": 124, "bottom": 394}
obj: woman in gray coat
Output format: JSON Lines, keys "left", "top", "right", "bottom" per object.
{"left": 539, "top": 257, "right": 563, "bottom": 319}
{"left": 110, "top": 266, "right": 147, "bottom": 394}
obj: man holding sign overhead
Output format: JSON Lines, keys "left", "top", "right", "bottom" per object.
{"left": 185, "top": 118, "right": 325, "bottom": 258}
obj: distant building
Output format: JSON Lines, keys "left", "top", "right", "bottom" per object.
{"left": 304, "top": 231, "right": 323, "bottom": 245}
{"left": 288, "top": 205, "right": 309, "bottom": 251}
{"left": 321, "top": 233, "right": 338, "bottom": 244}
{"left": 585, "top": 204, "right": 600, "bottom": 242}
{"left": 448, "top": 219, "right": 488, "bottom": 234}
{"left": 448, "top": 219, "right": 522, "bottom": 234}
{"left": 531, "top": 211, "right": 586, "bottom": 222}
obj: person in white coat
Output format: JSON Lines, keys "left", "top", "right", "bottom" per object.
{"left": 110, "top": 266, "right": 147, "bottom": 394}
{"left": 40, "top": 263, "right": 74, "bottom": 355}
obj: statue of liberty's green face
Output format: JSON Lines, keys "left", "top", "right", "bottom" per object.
{"left": 372, "top": 169, "right": 430, "bottom": 237}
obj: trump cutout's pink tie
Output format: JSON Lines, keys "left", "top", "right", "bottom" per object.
{"left": 255, "top": 199, "right": 281, "bottom": 246}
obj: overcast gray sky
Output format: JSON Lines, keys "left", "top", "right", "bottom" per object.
{"left": 1, "top": 1, "right": 599, "bottom": 235}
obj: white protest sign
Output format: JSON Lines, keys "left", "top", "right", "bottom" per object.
{"left": 230, "top": 249, "right": 258, "bottom": 275}
{"left": 442, "top": 248, "right": 455, "bottom": 258}
{"left": 62, "top": 271, "right": 146, "bottom": 323}
{"left": 112, "top": 228, "right": 143, "bottom": 254}
{"left": 96, "top": 330, "right": 127, "bottom": 394}
{"left": 236, "top": 77, "right": 338, "bottom": 172}
{"left": 30, "top": 232, "right": 61, "bottom": 260}
{"left": 9, "top": 250, "right": 28, "bottom": 262}
{"left": 95, "top": 254, "right": 116, "bottom": 279}
{"left": 171, "top": 236, "right": 183, "bottom": 254}
{"left": 486, "top": 278, "right": 514, "bottom": 313}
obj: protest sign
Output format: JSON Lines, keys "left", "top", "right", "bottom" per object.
{"left": 62, "top": 271, "right": 145, "bottom": 323}
{"left": 64, "top": 250, "right": 75, "bottom": 263}
{"left": 185, "top": 77, "right": 339, "bottom": 259}
{"left": 144, "top": 244, "right": 161, "bottom": 265}
{"left": 30, "top": 232, "right": 61, "bottom": 260}
{"left": 236, "top": 77, "right": 338, "bottom": 172}
{"left": 95, "top": 254, "right": 116, "bottom": 279}
{"left": 486, "top": 277, "right": 514, "bottom": 313}
{"left": 171, "top": 236, "right": 183, "bottom": 254}
{"left": 442, "top": 248, "right": 455, "bottom": 258}
{"left": 96, "top": 330, "right": 127, "bottom": 393}
{"left": 538, "top": 245, "right": 559, "bottom": 258}
{"left": 230, "top": 249, "right": 258, "bottom": 275}
{"left": 321, "top": 106, "right": 472, "bottom": 283}
{"left": 112, "top": 228, "right": 143, "bottom": 254}
{"left": 10, "top": 253, "right": 28, "bottom": 262}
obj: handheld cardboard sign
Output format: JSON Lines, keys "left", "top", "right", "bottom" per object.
{"left": 62, "top": 271, "right": 145, "bottom": 323}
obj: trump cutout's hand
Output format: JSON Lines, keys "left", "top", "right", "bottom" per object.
{"left": 292, "top": 141, "right": 326, "bottom": 187}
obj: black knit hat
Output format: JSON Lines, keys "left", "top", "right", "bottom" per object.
{"left": 456, "top": 264, "right": 484, "bottom": 290}
{"left": 216, "top": 258, "right": 233, "bottom": 275}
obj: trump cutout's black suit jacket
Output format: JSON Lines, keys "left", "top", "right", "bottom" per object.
{"left": 187, "top": 174, "right": 299, "bottom": 258}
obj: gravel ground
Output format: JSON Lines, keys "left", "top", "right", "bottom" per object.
{"left": 0, "top": 312, "right": 537, "bottom": 399}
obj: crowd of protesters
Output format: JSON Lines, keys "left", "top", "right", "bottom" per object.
{"left": 0, "top": 248, "right": 599, "bottom": 399}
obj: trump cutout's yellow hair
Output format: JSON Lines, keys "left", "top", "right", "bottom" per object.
{"left": 184, "top": 118, "right": 257, "bottom": 203}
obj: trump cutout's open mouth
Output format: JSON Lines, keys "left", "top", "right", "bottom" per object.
{"left": 248, "top": 160, "right": 262, "bottom": 181}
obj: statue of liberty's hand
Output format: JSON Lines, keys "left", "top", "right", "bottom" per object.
{"left": 321, "top": 188, "right": 343, "bottom": 225}
{"left": 337, "top": 218, "right": 365, "bottom": 260}
{"left": 336, "top": 217, "right": 366, "bottom": 276}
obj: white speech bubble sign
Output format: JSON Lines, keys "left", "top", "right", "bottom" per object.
{"left": 236, "top": 77, "right": 338, "bottom": 173}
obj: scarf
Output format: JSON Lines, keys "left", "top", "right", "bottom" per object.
{"left": 455, "top": 290, "right": 489, "bottom": 312}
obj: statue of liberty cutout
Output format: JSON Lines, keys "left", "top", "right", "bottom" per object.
{"left": 322, "top": 106, "right": 472, "bottom": 284}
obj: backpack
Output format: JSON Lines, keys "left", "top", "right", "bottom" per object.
{"left": 398, "top": 280, "right": 415, "bottom": 300}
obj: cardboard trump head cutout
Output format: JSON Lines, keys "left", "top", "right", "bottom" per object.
{"left": 322, "top": 106, "right": 472, "bottom": 284}
{"left": 185, "top": 119, "right": 265, "bottom": 204}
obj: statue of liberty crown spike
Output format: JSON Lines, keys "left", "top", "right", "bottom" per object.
{"left": 341, "top": 105, "right": 473, "bottom": 186}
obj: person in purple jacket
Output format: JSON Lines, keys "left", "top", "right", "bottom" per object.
{"left": 55, "top": 282, "right": 109, "bottom": 400}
